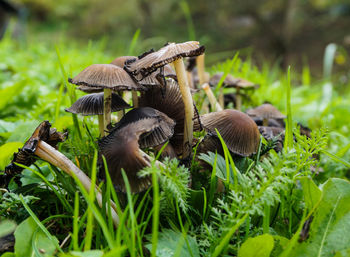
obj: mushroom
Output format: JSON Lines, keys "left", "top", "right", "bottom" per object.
{"left": 99, "top": 117, "right": 170, "bottom": 193}
{"left": 200, "top": 110, "right": 260, "bottom": 157}
{"left": 138, "top": 78, "right": 201, "bottom": 156}
{"left": 68, "top": 64, "right": 146, "bottom": 135}
{"left": 109, "top": 107, "right": 176, "bottom": 149}
{"left": 202, "top": 83, "right": 223, "bottom": 111}
{"left": 65, "top": 92, "right": 131, "bottom": 136}
{"left": 4, "top": 121, "right": 119, "bottom": 226}
{"left": 125, "top": 41, "right": 205, "bottom": 158}
{"left": 209, "top": 73, "right": 258, "bottom": 110}
{"left": 258, "top": 126, "right": 285, "bottom": 153}
{"left": 246, "top": 104, "right": 286, "bottom": 127}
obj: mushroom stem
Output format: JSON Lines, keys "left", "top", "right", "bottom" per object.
{"left": 235, "top": 88, "right": 242, "bottom": 111}
{"left": 132, "top": 91, "right": 139, "bottom": 108}
{"left": 104, "top": 88, "right": 112, "bottom": 133}
{"left": 98, "top": 115, "right": 105, "bottom": 136}
{"left": 263, "top": 118, "right": 269, "bottom": 127}
{"left": 219, "top": 87, "right": 224, "bottom": 107}
{"left": 173, "top": 58, "right": 194, "bottom": 158}
{"left": 139, "top": 149, "right": 165, "bottom": 168}
{"left": 187, "top": 71, "right": 194, "bottom": 89}
{"left": 196, "top": 54, "right": 206, "bottom": 85}
{"left": 35, "top": 140, "right": 119, "bottom": 226}
{"left": 202, "top": 83, "right": 223, "bottom": 111}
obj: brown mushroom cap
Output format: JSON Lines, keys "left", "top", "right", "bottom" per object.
{"left": 125, "top": 41, "right": 205, "bottom": 80}
{"left": 246, "top": 104, "right": 286, "bottom": 120}
{"left": 5, "top": 121, "right": 67, "bottom": 175}
{"left": 98, "top": 118, "right": 161, "bottom": 193}
{"left": 259, "top": 126, "right": 285, "bottom": 152}
{"left": 65, "top": 92, "right": 131, "bottom": 116}
{"left": 68, "top": 64, "right": 146, "bottom": 91}
{"left": 201, "top": 109, "right": 260, "bottom": 157}
{"left": 138, "top": 79, "right": 201, "bottom": 155}
{"left": 110, "top": 107, "right": 175, "bottom": 149}
{"left": 209, "top": 72, "right": 257, "bottom": 89}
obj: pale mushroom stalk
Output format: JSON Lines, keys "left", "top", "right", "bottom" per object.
{"left": 235, "top": 88, "right": 242, "bottom": 111}
{"left": 202, "top": 83, "right": 223, "bottom": 111}
{"left": 98, "top": 115, "right": 104, "bottom": 136}
{"left": 173, "top": 58, "right": 194, "bottom": 158}
{"left": 219, "top": 87, "right": 224, "bottom": 107}
{"left": 103, "top": 88, "right": 112, "bottom": 134}
{"left": 196, "top": 54, "right": 206, "bottom": 85}
{"left": 35, "top": 140, "right": 119, "bottom": 226}
{"left": 132, "top": 91, "right": 139, "bottom": 108}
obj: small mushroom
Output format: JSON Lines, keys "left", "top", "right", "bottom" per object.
{"left": 69, "top": 64, "right": 146, "bottom": 134}
{"left": 209, "top": 73, "right": 258, "bottom": 110}
{"left": 200, "top": 110, "right": 260, "bottom": 157}
{"left": 125, "top": 41, "right": 205, "bottom": 158}
{"left": 246, "top": 104, "right": 286, "bottom": 127}
{"left": 99, "top": 118, "right": 168, "bottom": 193}
{"left": 65, "top": 92, "right": 131, "bottom": 136}
{"left": 259, "top": 126, "right": 285, "bottom": 152}
{"left": 4, "top": 121, "right": 120, "bottom": 226}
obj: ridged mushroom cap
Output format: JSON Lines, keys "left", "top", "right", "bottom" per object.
{"left": 110, "top": 107, "right": 175, "bottom": 149}
{"left": 110, "top": 56, "right": 137, "bottom": 67}
{"left": 65, "top": 92, "right": 131, "bottom": 116}
{"left": 125, "top": 41, "right": 205, "bottom": 80}
{"left": 246, "top": 104, "right": 286, "bottom": 120}
{"left": 5, "top": 121, "right": 67, "bottom": 175}
{"left": 68, "top": 64, "right": 146, "bottom": 91}
{"left": 201, "top": 109, "right": 260, "bottom": 157}
{"left": 138, "top": 79, "right": 201, "bottom": 155}
{"left": 98, "top": 118, "right": 159, "bottom": 193}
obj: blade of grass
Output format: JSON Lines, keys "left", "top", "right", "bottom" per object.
{"left": 128, "top": 29, "right": 141, "bottom": 56}
{"left": 150, "top": 164, "right": 160, "bottom": 257}
{"left": 214, "top": 52, "right": 239, "bottom": 94}
{"left": 84, "top": 150, "right": 98, "bottom": 251}
{"left": 180, "top": 0, "right": 196, "bottom": 41}
{"left": 19, "top": 194, "right": 63, "bottom": 253}
{"left": 73, "top": 191, "right": 80, "bottom": 251}
{"left": 284, "top": 66, "right": 293, "bottom": 149}
{"left": 205, "top": 152, "right": 218, "bottom": 221}
{"left": 321, "top": 149, "right": 350, "bottom": 168}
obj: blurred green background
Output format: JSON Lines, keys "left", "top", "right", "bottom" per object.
{"left": 2, "top": 0, "right": 350, "bottom": 76}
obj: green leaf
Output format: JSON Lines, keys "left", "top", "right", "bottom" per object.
{"left": 60, "top": 250, "right": 104, "bottom": 257}
{"left": 0, "top": 82, "right": 23, "bottom": 111}
{"left": 146, "top": 229, "right": 200, "bottom": 257}
{"left": 1, "top": 253, "right": 15, "bottom": 257}
{"left": 0, "top": 142, "right": 23, "bottom": 171}
{"left": 299, "top": 177, "right": 322, "bottom": 211}
{"left": 14, "top": 217, "right": 58, "bottom": 257}
{"left": 287, "top": 178, "right": 350, "bottom": 257}
{"left": 6, "top": 121, "right": 40, "bottom": 143}
{"left": 238, "top": 234, "right": 274, "bottom": 257}
{"left": 0, "top": 220, "right": 16, "bottom": 237}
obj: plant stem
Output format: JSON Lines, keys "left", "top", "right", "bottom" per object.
{"left": 202, "top": 83, "right": 223, "bottom": 111}
{"left": 35, "top": 140, "right": 119, "bottom": 226}
{"left": 173, "top": 58, "right": 194, "bottom": 158}
{"left": 104, "top": 88, "right": 112, "bottom": 133}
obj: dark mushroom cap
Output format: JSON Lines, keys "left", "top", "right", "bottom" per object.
{"left": 259, "top": 126, "right": 285, "bottom": 152}
{"left": 209, "top": 72, "right": 257, "bottom": 89}
{"left": 125, "top": 41, "right": 205, "bottom": 80}
{"left": 110, "top": 56, "right": 137, "bottom": 67}
{"left": 65, "top": 92, "right": 131, "bottom": 116}
{"left": 76, "top": 85, "right": 103, "bottom": 93}
{"left": 68, "top": 64, "right": 146, "bottom": 91}
{"left": 98, "top": 118, "right": 161, "bottom": 193}
{"left": 201, "top": 109, "right": 260, "bottom": 157}
{"left": 138, "top": 79, "right": 201, "bottom": 155}
{"left": 5, "top": 121, "right": 67, "bottom": 175}
{"left": 110, "top": 107, "right": 175, "bottom": 148}
{"left": 246, "top": 104, "right": 286, "bottom": 120}
{"left": 197, "top": 134, "right": 224, "bottom": 157}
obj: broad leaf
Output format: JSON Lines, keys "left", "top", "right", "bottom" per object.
{"left": 0, "top": 142, "right": 23, "bottom": 170}
{"left": 0, "top": 220, "right": 16, "bottom": 238}
{"left": 286, "top": 178, "right": 350, "bottom": 257}
{"left": 14, "top": 217, "right": 58, "bottom": 257}
{"left": 299, "top": 177, "right": 322, "bottom": 210}
{"left": 146, "top": 229, "right": 200, "bottom": 257}
{"left": 238, "top": 234, "right": 274, "bottom": 257}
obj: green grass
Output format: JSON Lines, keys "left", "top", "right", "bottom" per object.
{"left": 1, "top": 33, "right": 350, "bottom": 257}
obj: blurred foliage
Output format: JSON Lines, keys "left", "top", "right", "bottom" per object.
{"left": 5, "top": 0, "right": 350, "bottom": 74}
